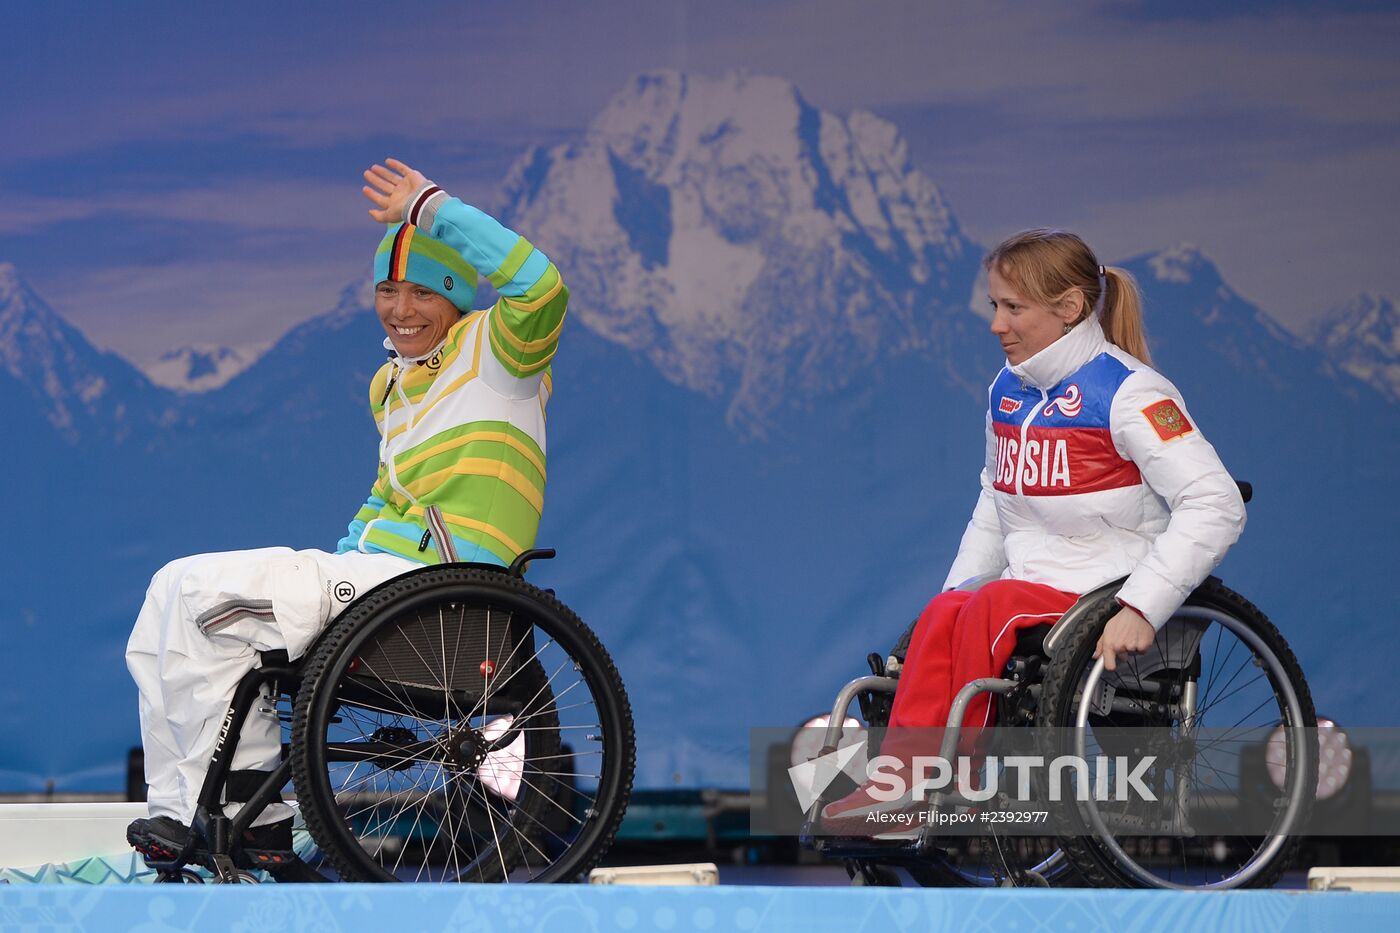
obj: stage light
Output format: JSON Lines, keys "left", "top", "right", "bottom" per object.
{"left": 1265, "top": 718, "right": 1352, "bottom": 800}
{"left": 758, "top": 714, "right": 867, "bottom": 833}
{"left": 1241, "top": 715, "right": 1372, "bottom": 839}
{"left": 789, "top": 714, "right": 863, "bottom": 770}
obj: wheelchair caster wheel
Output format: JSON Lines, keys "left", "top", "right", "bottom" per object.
{"left": 208, "top": 856, "right": 262, "bottom": 884}
{"left": 847, "top": 861, "right": 901, "bottom": 887}
{"left": 998, "top": 870, "right": 1049, "bottom": 888}
{"left": 156, "top": 869, "right": 205, "bottom": 884}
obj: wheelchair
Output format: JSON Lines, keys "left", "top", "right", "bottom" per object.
{"left": 145, "top": 544, "right": 635, "bottom": 884}
{"left": 801, "top": 483, "right": 1319, "bottom": 890}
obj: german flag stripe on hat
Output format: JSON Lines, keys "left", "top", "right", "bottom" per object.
{"left": 389, "top": 224, "right": 414, "bottom": 281}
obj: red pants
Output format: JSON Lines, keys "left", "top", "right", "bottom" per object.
{"left": 882, "top": 580, "right": 1078, "bottom": 759}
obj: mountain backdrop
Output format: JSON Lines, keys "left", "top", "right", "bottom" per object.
{"left": 3, "top": 71, "right": 1396, "bottom": 790}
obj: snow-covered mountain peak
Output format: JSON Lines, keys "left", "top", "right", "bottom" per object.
{"left": 329, "top": 277, "right": 374, "bottom": 319}
{"left": 0, "top": 262, "right": 21, "bottom": 304}
{"left": 0, "top": 264, "right": 73, "bottom": 374}
{"left": 144, "top": 343, "right": 259, "bottom": 393}
{"left": 1145, "top": 243, "right": 1214, "bottom": 285}
{"left": 1310, "top": 292, "right": 1399, "bottom": 400}
{"left": 1129, "top": 245, "right": 1304, "bottom": 351}
{"left": 585, "top": 71, "right": 960, "bottom": 259}
{"left": 0, "top": 263, "right": 171, "bottom": 440}
{"left": 1312, "top": 293, "right": 1397, "bottom": 347}
{"left": 497, "top": 70, "right": 977, "bottom": 432}
{"left": 590, "top": 71, "right": 809, "bottom": 175}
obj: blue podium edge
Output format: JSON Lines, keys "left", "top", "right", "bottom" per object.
{"left": 2, "top": 883, "right": 1397, "bottom": 932}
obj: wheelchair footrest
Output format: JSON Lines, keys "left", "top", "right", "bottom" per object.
{"left": 128, "top": 815, "right": 295, "bottom": 873}
{"left": 811, "top": 835, "right": 929, "bottom": 861}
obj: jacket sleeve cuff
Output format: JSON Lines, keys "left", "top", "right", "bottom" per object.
{"left": 1116, "top": 596, "right": 1147, "bottom": 619}
{"left": 405, "top": 182, "right": 449, "bottom": 229}
{"left": 336, "top": 519, "right": 367, "bottom": 555}
{"left": 944, "top": 570, "right": 1003, "bottom": 592}
{"left": 1115, "top": 565, "right": 1188, "bottom": 630}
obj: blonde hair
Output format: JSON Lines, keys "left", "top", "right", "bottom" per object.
{"left": 984, "top": 228, "right": 1151, "bottom": 364}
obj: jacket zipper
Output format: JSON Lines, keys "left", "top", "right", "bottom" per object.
{"left": 377, "top": 325, "right": 462, "bottom": 522}
{"left": 379, "top": 361, "right": 419, "bottom": 509}
{"left": 1015, "top": 389, "right": 1049, "bottom": 496}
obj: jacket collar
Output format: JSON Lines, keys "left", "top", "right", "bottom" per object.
{"left": 1008, "top": 317, "right": 1109, "bottom": 390}
{"left": 383, "top": 330, "right": 448, "bottom": 367}
{"left": 381, "top": 310, "right": 472, "bottom": 367}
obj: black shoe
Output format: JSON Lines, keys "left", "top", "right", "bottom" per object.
{"left": 237, "top": 817, "right": 296, "bottom": 867}
{"left": 127, "top": 816, "right": 197, "bottom": 865}
{"left": 127, "top": 815, "right": 295, "bottom": 868}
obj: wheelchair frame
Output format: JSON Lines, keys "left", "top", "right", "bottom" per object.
{"left": 800, "top": 572, "right": 1317, "bottom": 889}
{"left": 147, "top": 545, "right": 634, "bottom": 884}
{"left": 137, "top": 650, "right": 308, "bottom": 883}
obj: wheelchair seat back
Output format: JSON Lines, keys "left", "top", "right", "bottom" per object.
{"left": 350, "top": 606, "right": 529, "bottom": 693}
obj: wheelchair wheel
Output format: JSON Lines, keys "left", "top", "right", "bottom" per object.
{"left": 290, "top": 566, "right": 634, "bottom": 882}
{"left": 1036, "top": 578, "right": 1316, "bottom": 889}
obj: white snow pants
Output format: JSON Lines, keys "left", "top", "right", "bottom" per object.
{"left": 125, "top": 546, "right": 418, "bottom": 826}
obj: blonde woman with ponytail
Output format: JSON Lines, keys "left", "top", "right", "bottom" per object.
{"left": 822, "top": 229, "right": 1246, "bottom": 833}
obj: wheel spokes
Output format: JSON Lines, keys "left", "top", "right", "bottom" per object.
{"left": 315, "top": 599, "right": 614, "bottom": 881}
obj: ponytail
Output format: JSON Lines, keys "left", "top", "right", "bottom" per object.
{"left": 1098, "top": 266, "right": 1151, "bottom": 364}
{"left": 985, "top": 230, "right": 1154, "bottom": 365}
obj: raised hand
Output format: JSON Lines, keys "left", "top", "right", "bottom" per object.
{"left": 362, "top": 158, "right": 430, "bottom": 223}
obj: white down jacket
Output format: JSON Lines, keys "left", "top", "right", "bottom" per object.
{"left": 942, "top": 317, "right": 1246, "bottom": 627}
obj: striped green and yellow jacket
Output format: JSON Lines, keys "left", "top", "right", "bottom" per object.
{"left": 336, "top": 196, "right": 568, "bottom": 567}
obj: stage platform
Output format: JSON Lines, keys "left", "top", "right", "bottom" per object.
{"left": 1, "top": 804, "right": 1394, "bottom": 931}
{"left": 1, "top": 884, "right": 1396, "bottom": 932}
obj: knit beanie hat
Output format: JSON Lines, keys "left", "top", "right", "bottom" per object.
{"left": 373, "top": 223, "right": 478, "bottom": 312}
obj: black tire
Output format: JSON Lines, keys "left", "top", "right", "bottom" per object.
{"left": 889, "top": 617, "right": 919, "bottom": 670}
{"left": 1035, "top": 578, "right": 1316, "bottom": 889}
{"left": 290, "top": 566, "right": 634, "bottom": 883}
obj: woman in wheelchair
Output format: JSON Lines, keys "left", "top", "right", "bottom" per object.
{"left": 821, "top": 229, "right": 1248, "bottom": 833}
{"left": 125, "top": 159, "right": 571, "bottom": 868}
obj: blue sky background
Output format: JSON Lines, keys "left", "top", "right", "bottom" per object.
{"left": 4, "top": 0, "right": 1398, "bottom": 364}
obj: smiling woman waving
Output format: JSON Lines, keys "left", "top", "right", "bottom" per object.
{"left": 124, "top": 159, "right": 569, "bottom": 864}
